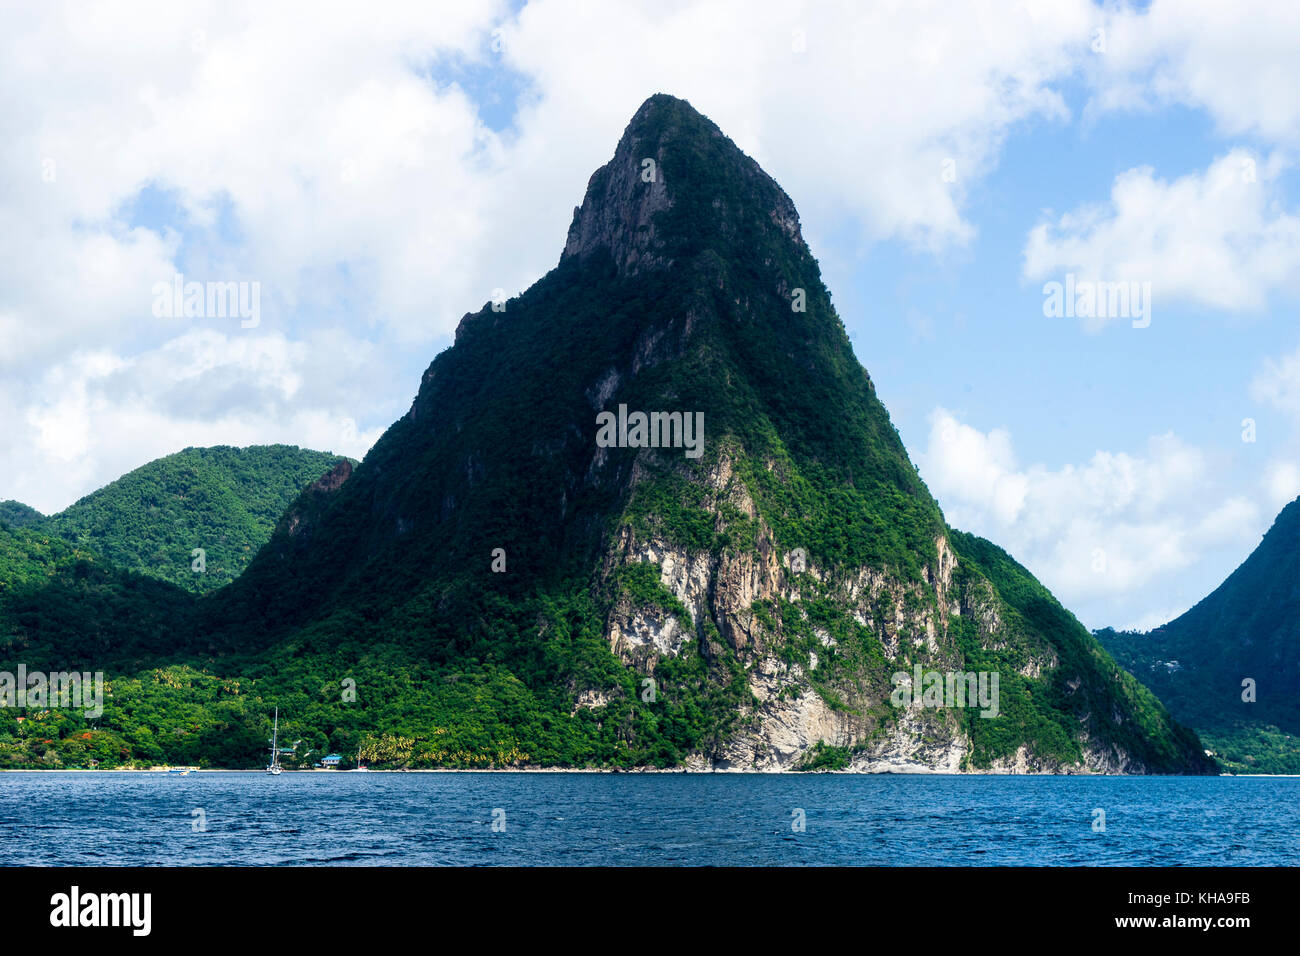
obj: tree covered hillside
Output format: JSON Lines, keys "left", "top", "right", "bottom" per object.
{"left": 14, "top": 445, "right": 352, "bottom": 594}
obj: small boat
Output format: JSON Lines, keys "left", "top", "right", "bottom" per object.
{"left": 266, "top": 707, "right": 283, "bottom": 775}
{"left": 167, "top": 766, "right": 198, "bottom": 775}
{"left": 347, "top": 746, "right": 369, "bottom": 772}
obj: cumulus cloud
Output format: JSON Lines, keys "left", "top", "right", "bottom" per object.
{"left": 1248, "top": 345, "right": 1300, "bottom": 511}
{"left": 1023, "top": 149, "right": 1300, "bottom": 324}
{"left": 1261, "top": 460, "right": 1300, "bottom": 511}
{"left": 1252, "top": 345, "right": 1300, "bottom": 420}
{"left": 1033, "top": 1, "right": 1300, "bottom": 327}
{"left": 8, "top": 331, "right": 386, "bottom": 514}
{"left": 0, "top": 1, "right": 516, "bottom": 511}
{"left": 1093, "top": 1, "right": 1300, "bottom": 145}
{"left": 1, "top": 1, "right": 516, "bottom": 356}
{"left": 917, "top": 408, "right": 1264, "bottom": 629}
{"left": 502, "top": 0, "right": 1097, "bottom": 251}
{"left": 0, "top": 0, "right": 1115, "bottom": 511}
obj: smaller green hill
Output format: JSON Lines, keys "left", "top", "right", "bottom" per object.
{"left": 0, "top": 500, "right": 44, "bottom": 529}
{"left": 31, "top": 445, "right": 352, "bottom": 594}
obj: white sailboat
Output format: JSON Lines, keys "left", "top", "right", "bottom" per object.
{"left": 347, "top": 745, "right": 370, "bottom": 772}
{"left": 266, "top": 707, "right": 283, "bottom": 775}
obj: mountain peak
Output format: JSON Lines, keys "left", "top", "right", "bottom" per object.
{"left": 191, "top": 94, "right": 1211, "bottom": 776}
{"left": 561, "top": 94, "right": 805, "bottom": 275}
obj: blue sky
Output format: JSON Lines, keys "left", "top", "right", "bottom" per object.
{"left": 844, "top": 96, "right": 1285, "bottom": 461}
{"left": 828, "top": 85, "right": 1300, "bottom": 629}
{"left": 3, "top": 1, "right": 1299, "bottom": 631}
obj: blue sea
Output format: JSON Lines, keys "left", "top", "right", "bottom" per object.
{"left": 1, "top": 772, "right": 1295, "bottom": 866}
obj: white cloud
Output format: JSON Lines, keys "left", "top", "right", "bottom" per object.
{"left": 1093, "top": 1, "right": 1300, "bottom": 146}
{"left": 918, "top": 408, "right": 1264, "bottom": 629}
{"left": 1262, "top": 461, "right": 1300, "bottom": 511}
{"left": 1249, "top": 345, "right": 1300, "bottom": 511}
{"left": 0, "top": 0, "right": 1107, "bottom": 364}
{"left": 1252, "top": 344, "right": 1300, "bottom": 420}
{"left": 7, "top": 331, "right": 386, "bottom": 515}
{"left": 0, "top": 1, "right": 509, "bottom": 510}
{"left": 1023, "top": 149, "right": 1300, "bottom": 323}
{"left": 0, "top": 0, "right": 516, "bottom": 357}
{"left": 502, "top": 0, "right": 1096, "bottom": 252}
{"left": 0, "top": 0, "right": 1115, "bottom": 511}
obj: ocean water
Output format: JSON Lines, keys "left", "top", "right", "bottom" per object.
{"left": 0, "top": 772, "right": 1294, "bottom": 866}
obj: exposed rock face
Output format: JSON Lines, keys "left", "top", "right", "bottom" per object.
{"left": 602, "top": 528, "right": 1114, "bottom": 773}
{"left": 310, "top": 459, "right": 353, "bottom": 494}
{"left": 561, "top": 93, "right": 807, "bottom": 277}
{"left": 561, "top": 118, "right": 674, "bottom": 275}
{"left": 283, "top": 459, "right": 352, "bottom": 539}
{"left": 598, "top": 458, "right": 1014, "bottom": 771}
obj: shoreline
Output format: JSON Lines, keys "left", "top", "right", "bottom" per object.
{"left": 0, "top": 767, "right": 1293, "bottom": 776}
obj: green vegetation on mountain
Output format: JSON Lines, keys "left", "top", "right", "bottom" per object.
{"left": 30, "top": 445, "right": 350, "bottom": 594}
{"left": 949, "top": 532, "right": 1209, "bottom": 771}
{"left": 0, "top": 500, "right": 44, "bottom": 529}
{"left": 1098, "top": 497, "right": 1300, "bottom": 774}
{"left": 0, "top": 95, "right": 1213, "bottom": 773}
{"left": 0, "top": 523, "right": 93, "bottom": 590}
{"left": 0, "top": 520, "right": 199, "bottom": 677}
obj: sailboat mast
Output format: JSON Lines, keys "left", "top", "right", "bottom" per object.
{"left": 271, "top": 707, "right": 279, "bottom": 766}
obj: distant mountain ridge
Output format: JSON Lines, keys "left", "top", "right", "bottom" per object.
{"left": 1099, "top": 495, "right": 1300, "bottom": 773}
